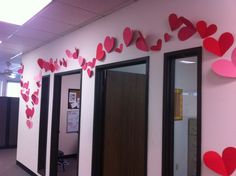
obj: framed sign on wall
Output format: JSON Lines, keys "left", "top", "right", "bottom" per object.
{"left": 67, "top": 110, "right": 80, "bottom": 133}
{"left": 68, "top": 89, "right": 80, "bottom": 109}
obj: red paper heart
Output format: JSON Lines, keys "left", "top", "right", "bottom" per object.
{"left": 78, "top": 56, "right": 85, "bottom": 67}
{"left": 34, "top": 89, "right": 39, "bottom": 96}
{"left": 31, "top": 94, "right": 39, "bottom": 105}
{"left": 203, "top": 32, "right": 234, "bottom": 57}
{"left": 178, "top": 26, "right": 196, "bottom": 41}
{"left": 18, "top": 64, "right": 24, "bottom": 75}
{"left": 196, "top": 20, "right": 217, "bottom": 39}
{"left": 96, "top": 43, "right": 105, "bottom": 61}
{"left": 151, "top": 39, "right": 162, "bottom": 51}
{"left": 37, "top": 58, "right": 45, "bottom": 69}
{"left": 26, "top": 120, "right": 33, "bottom": 129}
{"left": 87, "top": 58, "right": 96, "bottom": 68}
{"left": 104, "top": 36, "right": 115, "bottom": 53}
{"left": 115, "top": 44, "right": 123, "bottom": 53}
{"left": 164, "top": 33, "right": 171, "bottom": 42}
{"left": 49, "top": 63, "right": 55, "bottom": 73}
{"left": 73, "top": 48, "right": 79, "bottom": 59}
{"left": 123, "top": 27, "right": 134, "bottom": 47}
{"left": 59, "top": 60, "right": 62, "bottom": 66}
{"left": 25, "top": 105, "right": 35, "bottom": 119}
{"left": 43, "top": 61, "right": 50, "bottom": 72}
{"left": 65, "top": 49, "right": 73, "bottom": 58}
{"left": 179, "top": 16, "right": 195, "bottom": 29}
{"left": 136, "top": 32, "right": 149, "bottom": 52}
{"left": 22, "top": 81, "right": 29, "bottom": 89}
{"left": 62, "top": 58, "right": 67, "bottom": 67}
{"left": 54, "top": 59, "right": 60, "bottom": 71}
{"left": 87, "top": 69, "right": 93, "bottom": 78}
{"left": 36, "top": 81, "right": 41, "bottom": 88}
{"left": 222, "top": 147, "right": 236, "bottom": 175}
{"left": 204, "top": 151, "right": 228, "bottom": 175}
{"left": 168, "top": 13, "right": 183, "bottom": 31}
{"left": 21, "top": 90, "right": 29, "bottom": 102}
{"left": 82, "top": 63, "right": 87, "bottom": 70}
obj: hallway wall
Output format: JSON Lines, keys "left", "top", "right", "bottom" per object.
{"left": 16, "top": 0, "right": 236, "bottom": 175}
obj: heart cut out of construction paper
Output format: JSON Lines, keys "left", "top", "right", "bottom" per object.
{"left": 37, "top": 58, "right": 45, "bottom": 69}
{"left": 65, "top": 49, "right": 73, "bottom": 58}
{"left": 168, "top": 13, "right": 184, "bottom": 31}
{"left": 21, "top": 90, "right": 29, "bottom": 102}
{"left": 26, "top": 120, "right": 33, "bottom": 129}
{"left": 212, "top": 48, "right": 236, "bottom": 78}
{"left": 178, "top": 26, "right": 196, "bottom": 41}
{"left": 196, "top": 20, "right": 217, "bottom": 39}
{"left": 18, "top": 64, "right": 24, "bottom": 75}
{"left": 203, "top": 32, "right": 234, "bottom": 57}
{"left": 78, "top": 56, "right": 85, "bottom": 67}
{"left": 204, "top": 147, "right": 236, "bottom": 175}
{"left": 87, "top": 69, "right": 93, "bottom": 78}
{"left": 164, "top": 33, "right": 171, "bottom": 42}
{"left": 25, "top": 105, "right": 35, "bottom": 119}
{"left": 123, "top": 27, "right": 134, "bottom": 47}
{"left": 115, "top": 43, "right": 123, "bottom": 53}
{"left": 31, "top": 94, "right": 39, "bottom": 105}
{"left": 87, "top": 58, "right": 96, "bottom": 68}
{"left": 96, "top": 43, "right": 106, "bottom": 61}
{"left": 150, "top": 39, "right": 162, "bottom": 51}
{"left": 73, "top": 48, "right": 79, "bottom": 59}
{"left": 82, "top": 63, "right": 87, "bottom": 70}
{"left": 136, "top": 31, "right": 149, "bottom": 52}
{"left": 62, "top": 58, "right": 67, "bottom": 67}
{"left": 104, "top": 36, "right": 115, "bottom": 53}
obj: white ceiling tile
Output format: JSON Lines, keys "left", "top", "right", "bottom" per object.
{"left": 15, "top": 27, "right": 59, "bottom": 42}
{"left": 24, "top": 16, "right": 75, "bottom": 34}
{"left": 40, "top": 1, "right": 97, "bottom": 25}
{"left": 56, "top": 0, "right": 135, "bottom": 14}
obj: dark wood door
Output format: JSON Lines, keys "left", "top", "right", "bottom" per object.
{"left": 102, "top": 70, "right": 147, "bottom": 176}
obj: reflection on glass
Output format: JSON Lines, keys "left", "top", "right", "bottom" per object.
{"left": 174, "top": 56, "right": 197, "bottom": 176}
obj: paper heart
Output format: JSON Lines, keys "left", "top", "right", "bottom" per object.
{"left": 36, "top": 81, "right": 41, "bottom": 88}
{"left": 49, "top": 63, "right": 55, "bottom": 73}
{"left": 151, "top": 39, "right": 162, "bottom": 51}
{"left": 78, "top": 56, "right": 86, "bottom": 67}
{"left": 87, "top": 69, "right": 93, "bottom": 78}
{"left": 25, "top": 88, "right": 30, "bottom": 95}
{"left": 179, "top": 16, "right": 195, "bottom": 29}
{"left": 212, "top": 48, "right": 236, "bottom": 78}
{"left": 59, "top": 60, "right": 62, "bottom": 66}
{"left": 65, "top": 49, "right": 73, "bottom": 58}
{"left": 22, "top": 81, "right": 29, "bottom": 89}
{"left": 222, "top": 147, "right": 236, "bottom": 175}
{"left": 204, "top": 151, "right": 228, "bottom": 175}
{"left": 21, "top": 90, "right": 29, "bottom": 102}
{"left": 31, "top": 94, "right": 39, "bottom": 105}
{"left": 96, "top": 43, "right": 106, "bottom": 61}
{"left": 18, "top": 64, "right": 24, "bottom": 75}
{"left": 54, "top": 59, "right": 60, "bottom": 71}
{"left": 87, "top": 58, "right": 96, "bottom": 68}
{"left": 196, "top": 20, "right": 217, "bottom": 39}
{"left": 43, "top": 62, "right": 50, "bottom": 72}
{"left": 115, "top": 44, "right": 123, "bottom": 53}
{"left": 136, "top": 31, "right": 149, "bottom": 52}
{"left": 25, "top": 105, "right": 35, "bottom": 119}
{"left": 164, "top": 33, "right": 171, "bottom": 42}
{"left": 62, "top": 58, "right": 67, "bottom": 67}
{"left": 168, "top": 13, "right": 183, "bottom": 31}
{"left": 104, "top": 36, "right": 115, "bottom": 53}
{"left": 73, "top": 48, "right": 79, "bottom": 59}
{"left": 123, "top": 27, "right": 134, "bottom": 47}
{"left": 33, "top": 89, "right": 39, "bottom": 96}
{"left": 178, "top": 26, "right": 196, "bottom": 41}
{"left": 82, "top": 63, "right": 87, "bottom": 70}
{"left": 37, "top": 58, "right": 45, "bottom": 69}
{"left": 203, "top": 32, "right": 234, "bottom": 57}
{"left": 26, "top": 120, "right": 33, "bottom": 129}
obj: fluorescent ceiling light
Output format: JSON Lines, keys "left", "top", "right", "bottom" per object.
{"left": 0, "top": 41, "right": 2, "bottom": 44}
{"left": 10, "top": 52, "right": 23, "bottom": 60}
{"left": 179, "top": 60, "right": 196, "bottom": 64}
{"left": 0, "top": 0, "right": 52, "bottom": 25}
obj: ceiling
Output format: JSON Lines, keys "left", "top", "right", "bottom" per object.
{"left": 0, "top": 0, "right": 137, "bottom": 78}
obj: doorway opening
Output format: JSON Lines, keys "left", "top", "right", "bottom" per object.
{"left": 92, "top": 57, "right": 149, "bottom": 176}
{"left": 162, "top": 47, "right": 202, "bottom": 176}
{"left": 50, "top": 70, "right": 82, "bottom": 176}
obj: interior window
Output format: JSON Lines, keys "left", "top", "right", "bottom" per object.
{"left": 6, "top": 82, "right": 20, "bottom": 97}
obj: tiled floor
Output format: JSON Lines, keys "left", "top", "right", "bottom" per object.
{"left": 57, "top": 158, "right": 78, "bottom": 176}
{"left": 0, "top": 149, "right": 30, "bottom": 176}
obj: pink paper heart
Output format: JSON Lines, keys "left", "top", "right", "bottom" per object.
{"left": 212, "top": 48, "right": 236, "bottom": 78}
{"left": 87, "top": 69, "right": 93, "bottom": 78}
{"left": 26, "top": 120, "right": 33, "bottom": 129}
{"left": 78, "top": 56, "right": 85, "bottom": 67}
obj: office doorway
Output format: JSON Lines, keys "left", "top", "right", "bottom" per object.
{"left": 92, "top": 57, "right": 149, "bottom": 176}
{"left": 50, "top": 70, "right": 82, "bottom": 176}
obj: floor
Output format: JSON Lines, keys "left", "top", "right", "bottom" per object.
{"left": 57, "top": 158, "right": 78, "bottom": 176}
{"left": 0, "top": 149, "right": 30, "bottom": 176}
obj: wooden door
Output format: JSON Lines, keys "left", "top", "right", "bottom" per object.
{"left": 102, "top": 70, "right": 147, "bottom": 176}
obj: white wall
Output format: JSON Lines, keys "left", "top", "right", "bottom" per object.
{"left": 59, "top": 74, "right": 80, "bottom": 155}
{"left": 16, "top": 0, "right": 236, "bottom": 176}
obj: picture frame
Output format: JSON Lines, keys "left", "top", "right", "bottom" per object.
{"left": 67, "top": 110, "right": 80, "bottom": 133}
{"left": 68, "top": 89, "right": 80, "bottom": 109}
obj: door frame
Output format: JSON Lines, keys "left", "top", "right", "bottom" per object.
{"left": 162, "top": 47, "right": 202, "bottom": 176}
{"left": 91, "top": 57, "right": 149, "bottom": 176}
{"left": 50, "top": 69, "right": 83, "bottom": 176}
{"left": 38, "top": 75, "right": 50, "bottom": 176}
